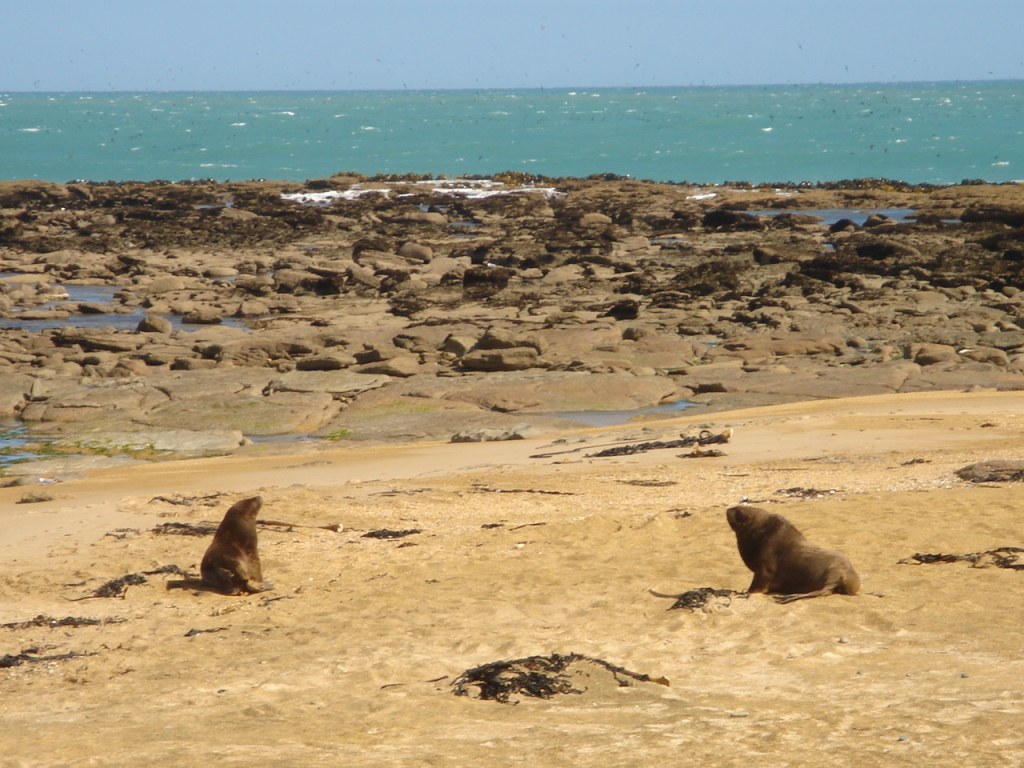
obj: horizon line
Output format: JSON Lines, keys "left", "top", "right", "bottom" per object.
{"left": 2, "top": 77, "right": 1022, "bottom": 96}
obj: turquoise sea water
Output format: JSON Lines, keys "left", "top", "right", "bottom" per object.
{"left": 0, "top": 82, "right": 1021, "bottom": 185}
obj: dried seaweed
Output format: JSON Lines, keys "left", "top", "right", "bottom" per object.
{"left": 1, "top": 648, "right": 96, "bottom": 669}
{"left": 152, "top": 521, "right": 218, "bottom": 536}
{"left": 149, "top": 493, "right": 226, "bottom": 506}
{"left": 668, "top": 587, "right": 738, "bottom": 610}
{"left": 362, "top": 528, "right": 422, "bottom": 540}
{"left": 529, "top": 428, "right": 731, "bottom": 459}
{"left": 184, "top": 627, "right": 228, "bottom": 637}
{"left": 103, "top": 528, "right": 140, "bottom": 540}
{"left": 585, "top": 429, "right": 730, "bottom": 458}
{"left": 142, "top": 564, "right": 191, "bottom": 576}
{"left": 899, "top": 546, "right": 1024, "bottom": 570}
{"left": 65, "top": 565, "right": 190, "bottom": 601}
{"left": 471, "top": 485, "right": 576, "bottom": 495}
{"left": 1, "top": 615, "right": 126, "bottom": 630}
{"left": 452, "top": 653, "right": 669, "bottom": 704}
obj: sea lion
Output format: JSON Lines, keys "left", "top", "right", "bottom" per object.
{"left": 200, "top": 496, "right": 272, "bottom": 595}
{"left": 726, "top": 504, "right": 859, "bottom": 603}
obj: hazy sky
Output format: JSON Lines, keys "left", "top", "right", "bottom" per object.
{"left": 5, "top": 0, "right": 1023, "bottom": 91}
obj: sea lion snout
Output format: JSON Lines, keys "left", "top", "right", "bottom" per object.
{"left": 726, "top": 504, "right": 755, "bottom": 531}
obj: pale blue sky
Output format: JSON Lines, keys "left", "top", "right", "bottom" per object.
{"left": 5, "top": 0, "right": 1023, "bottom": 91}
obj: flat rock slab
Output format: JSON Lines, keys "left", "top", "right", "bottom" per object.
{"left": 955, "top": 460, "right": 1024, "bottom": 483}
{"left": 145, "top": 390, "right": 339, "bottom": 436}
{"left": 51, "top": 428, "right": 247, "bottom": 456}
{"left": 438, "top": 371, "right": 681, "bottom": 413}
{"left": 266, "top": 370, "right": 391, "bottom": 397}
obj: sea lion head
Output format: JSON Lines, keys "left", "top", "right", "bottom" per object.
{"left": 226, "top": 495, "right": 263, "bottom": 521}
{"left": 726, "top": 504, "right": 771, "bottom": 533}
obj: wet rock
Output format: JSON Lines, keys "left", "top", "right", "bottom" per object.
{"left": 463, "top": 265, "right": 512, "bottom": 298}
{"left": 136, "top": 315, "right": 173, "bottom": 334}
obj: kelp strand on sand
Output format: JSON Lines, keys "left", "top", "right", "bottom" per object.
{"left": 65, "top": 565, "right": 192, "bottom": 600}
{"left": 585, "top": 429, "right": 731, "bottom": 459}
{"left": 452, "top": 653, "right": 669, "bottom": 704}
{"left": 152, "top": 521, "right": 219, "bottom": 536}
{"left": 1, "top": 649, "right": 96, "bottom": 669}
{"left": 664, "top": 587, "right": 739, "bottom": 611}
{"left": 362, "top": 529, "right": 422, "bottom": 540}
{"left": 149, "top": 493, "right": 227, "bottom": 506}
{"left": 529, "top": 429, "right": 731, "bottom": 459}
{"left": 1, "top": 615, "right": 126, "bottom": 630}
{"left": 899, "top": 546, "right": 1024, "bottom": 570}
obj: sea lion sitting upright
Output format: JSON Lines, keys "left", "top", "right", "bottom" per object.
{"left": 726, "top": 504, "right": 859, "bottom": 603}
{"left": 201, "top": 496, "right": 272, "bottom": 595}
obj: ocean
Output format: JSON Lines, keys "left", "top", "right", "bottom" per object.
{"left": 1, "top": 81, "right": 1021, "bottom": 185}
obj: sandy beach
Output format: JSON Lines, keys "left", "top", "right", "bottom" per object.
{"left": 2, "top": 389, "right": 1022, "bottom": 766}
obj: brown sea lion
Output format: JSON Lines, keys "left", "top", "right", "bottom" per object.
{"left": 200, "top": 496, "right": 272, "bottom": 595}
{"left": 726, "top": 504, "right": 859, "bottom": 603}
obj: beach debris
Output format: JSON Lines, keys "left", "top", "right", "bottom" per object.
{"left": 452, "top": 653, "right": 669, "bottom": 704}
{"left": 1, "top": 615, "right": 126, "bottom": 630}
{"left": 471, "top": 484, "right": 575, "bottom": 495}
{"left": 184, "top": 627, "right": 228, "bottom": 637}
{"left": 16, "top": 491, "right": 53, "bottom": 504}
{"left": 451, "top": 427, "right": 528, "bottom": 443}
{"left": 258, "top": 518, "right": 343, "bottom": 533}
{"left": 362, "top": 528, "right": 422, "bottom": 540}
{"left": 583, "top": 429, "right": 731, "bottom": 459}
{"left": 899, "top": 546, "right": 1023, "bottom": 570}
{"left": 955, "top": 460, "right": 1024, "bottom": 483}
{"left": 153, "top": 521, "right": 219, "bottom": 536}
{"left": 149, "top": 493, "right": 228, "bottom": 506}
{"left": 774, "top": 487, "right": 838, "bottom": 499}
{"left": 156, "top": 516, "right": 341, "bottom": 536}
{"left": 618, "top": 479, "right": 678, "bottom": 487}
{"left": 649, "top": 587, "right": 739, "bottom": 610}
{"left": 1, "top": 648, "right": 97, "bottom": 669}
{"left": 64, "top": 565, "right": 191, "bottom": 600}
{"left": 677, "top": 447, "right": 725, "bottom": 459}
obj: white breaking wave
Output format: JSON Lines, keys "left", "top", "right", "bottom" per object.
{"left": 281, "top": 179, "right": 564, "bottom": 206}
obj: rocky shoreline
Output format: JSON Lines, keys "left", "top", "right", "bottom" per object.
{"left": 2, "top": 173, "right": 1024, "bottom": 469}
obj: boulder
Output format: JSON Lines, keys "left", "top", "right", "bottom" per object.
{"left": 136, "top": 315, "right": 173, "bottom": 334}
{"left": 398, "top": 242, "right": 434, "bottom": 263}
{"left": 909, "top": 343, "right": 959, "bottom": 366}
{"left": 354, "top": 354, "right": 422, "bottom": 377}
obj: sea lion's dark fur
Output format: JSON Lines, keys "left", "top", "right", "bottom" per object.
{"left": 200, "top": 496, "right": 270, "bottom": 595}
{"left": 726, "top": 504, "right": 860, "bottom": 602}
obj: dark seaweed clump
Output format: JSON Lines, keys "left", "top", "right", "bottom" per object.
{"left": 900, "top": 547, "right": 1023, "bottom": 570}
{"left": 666, "top": 587, "right": 739, "bottom": 611}
{"left": 451, "top": 653, "right": 669, "bottom": 704}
